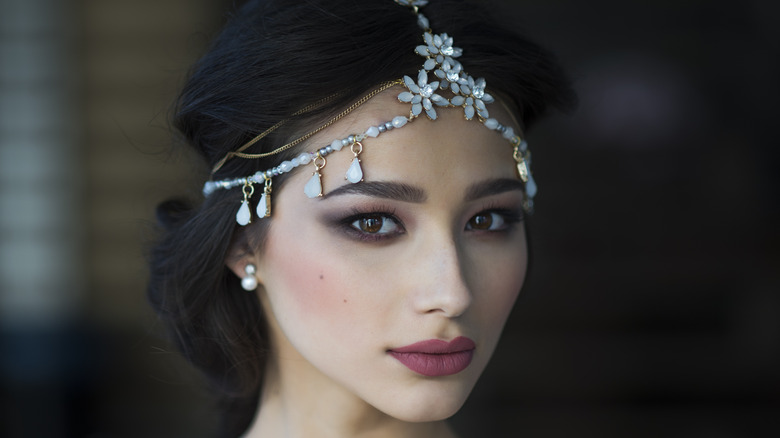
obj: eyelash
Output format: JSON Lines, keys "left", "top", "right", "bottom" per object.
{"left": 466, "top": 207, "right": 524, "bottom": 233}
{"left": 336, "top": 204, "right": 524, "bottom": 242}
{"left": 337, "top": 206, "right": 405, "bottom": 242}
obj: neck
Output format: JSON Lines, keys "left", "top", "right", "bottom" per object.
{"left": 241, "top": 354, "right": 459, "bottom": 438}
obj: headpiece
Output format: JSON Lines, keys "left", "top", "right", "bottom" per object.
{"left": 202, "top": 0, "right": 538, "bottom": 226}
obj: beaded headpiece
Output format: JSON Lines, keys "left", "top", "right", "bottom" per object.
{"left": 203, "top": 0, "right": 537, "bottom": 226}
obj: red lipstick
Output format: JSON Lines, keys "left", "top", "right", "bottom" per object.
{"left": 388, "top": 336, "right": 475, "bottom": 377}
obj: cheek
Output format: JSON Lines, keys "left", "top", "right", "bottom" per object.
{"left": 471, "top": 236, "right": 528, "bottom": 326}
{"left": 259, "top": 224, "right": 372, "bottom": 342}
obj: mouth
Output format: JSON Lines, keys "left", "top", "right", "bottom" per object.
{"left": 388, "top": 336, "right": 476, "bottom": 377}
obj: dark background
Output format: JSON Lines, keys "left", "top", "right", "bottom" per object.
{"left": 1, "top": 0, "right": 778, "bottom": 436}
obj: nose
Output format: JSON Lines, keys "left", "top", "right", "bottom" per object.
{"left": 409, "top": 232, "right": 472, "bottom": 318}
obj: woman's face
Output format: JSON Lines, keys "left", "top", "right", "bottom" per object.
{"left": 250, "top": 90, "right": 528, "bottom": 422}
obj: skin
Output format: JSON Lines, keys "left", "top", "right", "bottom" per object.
{"left": 228, "top": 89, "right": 528, "bottom": 438}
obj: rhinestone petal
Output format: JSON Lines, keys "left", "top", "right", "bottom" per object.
{"left": 403, "top": 75, "right": 419, "bottom": 93}
{"left": 464, "top": 105, "right": 475, "bottom": 120}
{"left": 417, "top": 69, "right": 427, "bottom": 86}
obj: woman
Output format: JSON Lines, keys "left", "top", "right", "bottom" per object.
{"left": 148, "top": 0, "right": 573, "bottom": 436}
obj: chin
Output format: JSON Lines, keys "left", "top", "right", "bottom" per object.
{"left": 390, "top": 399, "right": 466, "bottom": 423}
{"left": 373, "top": 383, "right": 473, "bottom": 423}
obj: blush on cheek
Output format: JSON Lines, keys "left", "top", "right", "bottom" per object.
{"left": 270, "top": 249, "right": 357, "bottom": 329}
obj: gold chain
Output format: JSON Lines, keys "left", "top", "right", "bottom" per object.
{"left": 211, "top": 79, "right": 404, "bottom": 174}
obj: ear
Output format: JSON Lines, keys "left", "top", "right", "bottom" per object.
{"left": 224, "top": 227, "right": 260, "bottom": 283}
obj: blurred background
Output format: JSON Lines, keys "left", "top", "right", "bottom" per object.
{"left": 0, "top": 0, "right": 777, "bottom": 437}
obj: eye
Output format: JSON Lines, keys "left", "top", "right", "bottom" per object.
{"left": 465, "top": 211, "right": 517, "bottom": 231}
{"left": 350, "top": 214, "right": 402, "bottom": 236}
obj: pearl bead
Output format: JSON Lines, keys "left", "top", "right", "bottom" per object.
{"left": 241, "top": 275, "right": 258, "bottom": 291}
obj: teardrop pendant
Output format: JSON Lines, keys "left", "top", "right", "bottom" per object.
{"left": 236, "top": 200, "right": 251, "bottom": 226}
{"left": 346, "top": 157, "right": 363, "bottom": 183}
{"left": 304, "top": 153, "right": 326, "bottom": 198}
{"left": 304, "top": 172, "right": 322, "bottom": 198}
{"left": 256, "top": 192, "right": 269, "bottom": 218}
{"left": 525, "top": 173, "right": 537, "bottom": 198}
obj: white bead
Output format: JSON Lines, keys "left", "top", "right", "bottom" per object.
{"left": 241, "top": 275, "right": 258, "bottom": 291}
{"left": 519, "top": 140, "right": 528, "bottom": 152}
{"left": 245, "top": 264, "right": 256, "bottom": 275}
{"left": 365, "top": 126, "right": 380, "bottom": 137}
{"left": 280, "top": 161, "right": 293, "bottom": 172}
{"left": 291, "top": 158, "right": 300, "bottom": 167}
{"left": 298, "top": 152, "right": 312, "bottom": 165}
{"left": 417, "top": 14, "right": 429, "bottom": 29}
{"left": 392, "top": 116, "right": 408, "bottom": 128}
{"left": 502, "top": 127, "right": 515, "bottom": 140}
{"left": 484, "top": 118, "right": 499, "bottom": 130}
{"left": 331, "top": 139, "right": 344, "bottom": 151}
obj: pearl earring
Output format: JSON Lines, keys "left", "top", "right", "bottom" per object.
{"left": 241, "top": 264, "right": 258, "bottom": 291}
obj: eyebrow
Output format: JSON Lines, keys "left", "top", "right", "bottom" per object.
{"left": 326, "top": 177, "right": 524, "bottom": 203}
{"left": 464, "top": 178, "right": 526, "bottom": 202}
{"left": 327, "top": 181, "right": 427, "bottom": 203}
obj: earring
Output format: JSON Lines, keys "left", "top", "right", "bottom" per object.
{"left": 241, "top": 263, "right": 258, "bottom": 291}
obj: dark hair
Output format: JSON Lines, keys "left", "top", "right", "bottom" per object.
{"left": 147, "top": 0, "right": 574, "bottom": 436}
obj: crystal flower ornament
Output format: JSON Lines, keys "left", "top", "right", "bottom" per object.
{"left": 433, "top": 58, "right": 464, "bottom": 93}
{"left": 398, "top": 69, "right": 448, "bottom": 120}
{"left": 450, "top": 75, "right": 494, "bottom": 120}
{"left": 415, "top": 32, "right": 463, "bottom": 71}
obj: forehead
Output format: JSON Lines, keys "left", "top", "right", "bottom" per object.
{"left": 284, "top": 88, "right": 521, "bottom": 197}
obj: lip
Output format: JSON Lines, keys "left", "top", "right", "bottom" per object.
{"left": 388, "top": 336, "right": 476, "bottom": 377}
